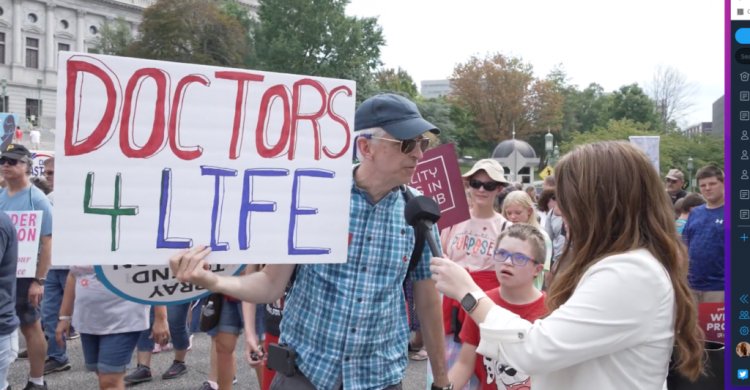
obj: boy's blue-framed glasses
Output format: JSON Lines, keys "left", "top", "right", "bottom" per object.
{"left": 493, "top": 248, "right": 537, "bottom": 266}
{"left": 360, "top": 134, "right": 431, "bottom": 154}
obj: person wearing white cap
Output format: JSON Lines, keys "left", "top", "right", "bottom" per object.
{"left": 665, "top": 169, "right": 687, "bottom": 204}
{"left": 438, "top": 158, "right": 510, "bottom": 388}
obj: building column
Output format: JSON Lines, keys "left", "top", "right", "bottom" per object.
{"left": 12, "top": 0, "right": 22, "bottom": 66}
{"left": 45, "top": 3, "right": 55, "bottom": 71}
{"left": 76, "top": 10, "right": 86, "bottom": 52}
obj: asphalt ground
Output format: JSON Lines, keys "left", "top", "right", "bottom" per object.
{"left": 7, "top": 332, "right": 429, "bottom": 390}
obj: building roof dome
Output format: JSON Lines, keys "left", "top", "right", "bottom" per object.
{"left": 491, "top": 139, "right": 537, "bottom": 159}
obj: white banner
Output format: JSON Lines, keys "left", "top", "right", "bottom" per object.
{"left": 629, "top": 135, "right": 660, "bottom": 174}
{"left": 6, "top": 211, "right": 42, "bottom": 278}
{"left": 54, "top": 52, "right": 355, "bottom": 265}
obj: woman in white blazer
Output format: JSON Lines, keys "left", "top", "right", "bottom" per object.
{"left": 431, "top": 141, "right": 704, "bottom": 390}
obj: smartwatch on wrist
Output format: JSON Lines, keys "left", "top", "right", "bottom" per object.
{"left": 460, "top": 290, "right": 487, "bottom": 313}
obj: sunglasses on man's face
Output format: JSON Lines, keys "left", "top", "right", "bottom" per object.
{"left": 468, "top": 179, "right": 502, "bottom": 191}
{"left": 0, "top": 158, "right": 20, "bottom": 166}
{"left": 364, "top": 134, "right": 431, "bottom": 154}
{"left": 665, "top": 178, "right": 678, "bottom": 184}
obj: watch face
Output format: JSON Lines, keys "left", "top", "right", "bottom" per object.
{"left": 460, "top": 293, "right": 477, "bottom": 312}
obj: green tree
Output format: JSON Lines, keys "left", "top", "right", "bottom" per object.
{"left": 450, "top": 53, "right": 563, "bottom": 143}
{"left": 94, "top": 17, "right": 133, "bottom": 55}
{"left": 373, "top": 67, "right": 418, "bottom": 99}
{"left": 251, "top": 0, "right": 384, "bottom": 101}
{"left": 561, "top": 119, "right": 724, "bottom": 176}
{"left": 126, "top": 0, "right": 249, "bottom": 67}
{"left": 560, "top": 83, "right": 612, "bottom": 136}
{"left": 609, "top": 84, "right": 660, "bottom": 130}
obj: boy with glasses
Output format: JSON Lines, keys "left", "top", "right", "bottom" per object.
{"left": 447, "top": 224, "right": 547, "bottom": 390}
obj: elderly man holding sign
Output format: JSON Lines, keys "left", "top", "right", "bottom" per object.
{"left": 172, "top": 93, "right": 451, "bottom": 390}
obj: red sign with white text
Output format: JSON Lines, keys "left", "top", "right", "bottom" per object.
{"left": 698, "top": 302, "right": 724, "bottom": 343}
{"left": 410, "top": 143, "right": 469, "bottom": 231}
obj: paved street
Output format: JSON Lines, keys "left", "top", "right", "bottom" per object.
{"left": 8, "top": 332, "right": 428, "bottom": 390}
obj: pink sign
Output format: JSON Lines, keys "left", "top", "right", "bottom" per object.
{"left": 410, "top": 143, "right": 470, "bottom": 231}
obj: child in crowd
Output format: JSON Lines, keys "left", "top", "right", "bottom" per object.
{"left": 448, "top": 224, "right": 548, "bottom": 390}
{"left": 501, "top": 191, "right": 552, "bottom": 290}
{"left": 55, "top": 266, "right": 169, "bottom": 390}
{"left": 439, "top": 158, "right": 510, "bottom": 389}
{"left": 674, "top": 193, "right": 705, "bottom": 235}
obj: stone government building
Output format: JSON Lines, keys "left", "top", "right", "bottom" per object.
{"left": 0, "top": 0, "right": 257, "bottom": 134}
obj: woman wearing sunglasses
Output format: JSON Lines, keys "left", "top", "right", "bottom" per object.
{"left": 448, "top": 224, "right": 547, "bottom": 390}
{"left": 438, "top": 158, "right": 510, "bottom": 389}
{"left": 431, "top": 142, "right": 703, "bottom": 389}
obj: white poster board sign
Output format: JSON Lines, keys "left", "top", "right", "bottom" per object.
{"left": 6, "top": 211, "right": 42, "bottom": 278}
{"left": 53, "top": 52, "right": 355, "bottom": 266}
{"left": 629, "top": 135, "right": 660, "bottom": 174}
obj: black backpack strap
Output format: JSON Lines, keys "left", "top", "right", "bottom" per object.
{"left": 401, "top": 185, "right": 427, "bottom": 281}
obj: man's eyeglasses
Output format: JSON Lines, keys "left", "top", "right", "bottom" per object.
{"left": 44, "top": 170, "right": 54, "bottom": 177}
{"left": 665, "top": 178, "right": 677, "bottom": 184}
{"left": 0, "top": 158, "right": 20, "bottom": 166}
{"left": 468, "top": 179, "right": 502, "bottom": 191}
{"left": 362, "top": 134, "right": 431, "bottom": 154}
{"left": 493, "top": 248, "right": 536, "bottom": 266}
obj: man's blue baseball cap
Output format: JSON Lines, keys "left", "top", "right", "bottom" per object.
{"left": 354, "top": 93, "right": 440, "bottom": 140}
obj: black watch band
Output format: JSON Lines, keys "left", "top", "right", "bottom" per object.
{"left": 431, "top": 384, "right": 453, "bottom": 390}
{"left": 32, "top": 278, "right": 45, "bottom": 285}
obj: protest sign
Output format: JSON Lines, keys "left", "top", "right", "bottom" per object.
{"left": 5, "top": 211, "right": 42, "bottom": 278}
{"left": 698, "top": 302, "right": 724, "bottom": 342}
{"left": 410, "top": 143, "right": 470, "bottom": 230}
{"left": 53, "top": 52, "right": 355, "bottom": 266}
{"left": 95, "top": 264, "right": 245, "bottom": 305}
{"left": 629, "top": 135, "right": 660, "bottom": 173}
{"left": 30, "top": 151, "right": 54, "bottom": 178}
{"left": 0, "top": 113, "right": 18, "bottom": 151}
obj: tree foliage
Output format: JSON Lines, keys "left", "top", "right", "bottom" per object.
{"left": 450, "top": 53, "right": 563, "bottom": 143}
{"left": 251, "top": 0, "right": 384, "bottom": 101}
{"left": 373, "top": 67, "right": 418, "bottom": 99}
{"left": 126, "top": 0, "right": 249, "bottom": 67}
{"left": 609, "top": 84, "right": 661, "bottom": 130}
{"left": 562, "top": 119, "right": 723, "bottom": 176}
{"left": 94, "top": 17, "right": 133, "bottom": 55}
{"left": 649, "top": 65, "right": 696, "bottom": 131}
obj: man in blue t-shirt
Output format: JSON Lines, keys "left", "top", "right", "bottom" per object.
{"left": 682, "top": 165, "right": 724, "bottom": 303}
{"left": 0, "top": 143, "right": 53, "bottom": 390}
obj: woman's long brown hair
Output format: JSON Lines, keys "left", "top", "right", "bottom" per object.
{"left": 548, "top": 141, "right": 704, "bottom": 380}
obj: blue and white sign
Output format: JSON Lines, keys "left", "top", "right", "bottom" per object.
{"left": 94, "top": 263, "right": 245, "bottom": 305}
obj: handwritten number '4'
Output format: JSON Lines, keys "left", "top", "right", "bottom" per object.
{"left": 83, "top": 172, "right": 139, "bottom": 251}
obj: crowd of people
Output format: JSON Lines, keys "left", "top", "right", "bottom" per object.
{"left": 0, "top": 92, "right": 725, "bottom": 390}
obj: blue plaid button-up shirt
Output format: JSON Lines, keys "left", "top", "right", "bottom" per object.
{"left": 279, "top": 179, "right": 437, "bottom": 390}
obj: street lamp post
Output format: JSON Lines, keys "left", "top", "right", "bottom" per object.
{"left": 544, "top": 129, "right": 554, "bottom": 166}
{"left": 552, "top": 144, "right": 560, "bottom": 167}
{"left": 36, "top": 78, "right": 42, "bottom": 127}
{"left": 0, "top": 79, "right": 6, "bottom": 112}
{"left": 687, "top": 156, "right": 694, "bottom": 192}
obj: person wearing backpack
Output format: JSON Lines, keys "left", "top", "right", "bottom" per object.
{"left": 171, "top": 93, "right": 451, "bottom": 390}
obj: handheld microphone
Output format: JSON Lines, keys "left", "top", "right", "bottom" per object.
{"left": 403, "top": 194, "right": 442, "bottom": 257}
